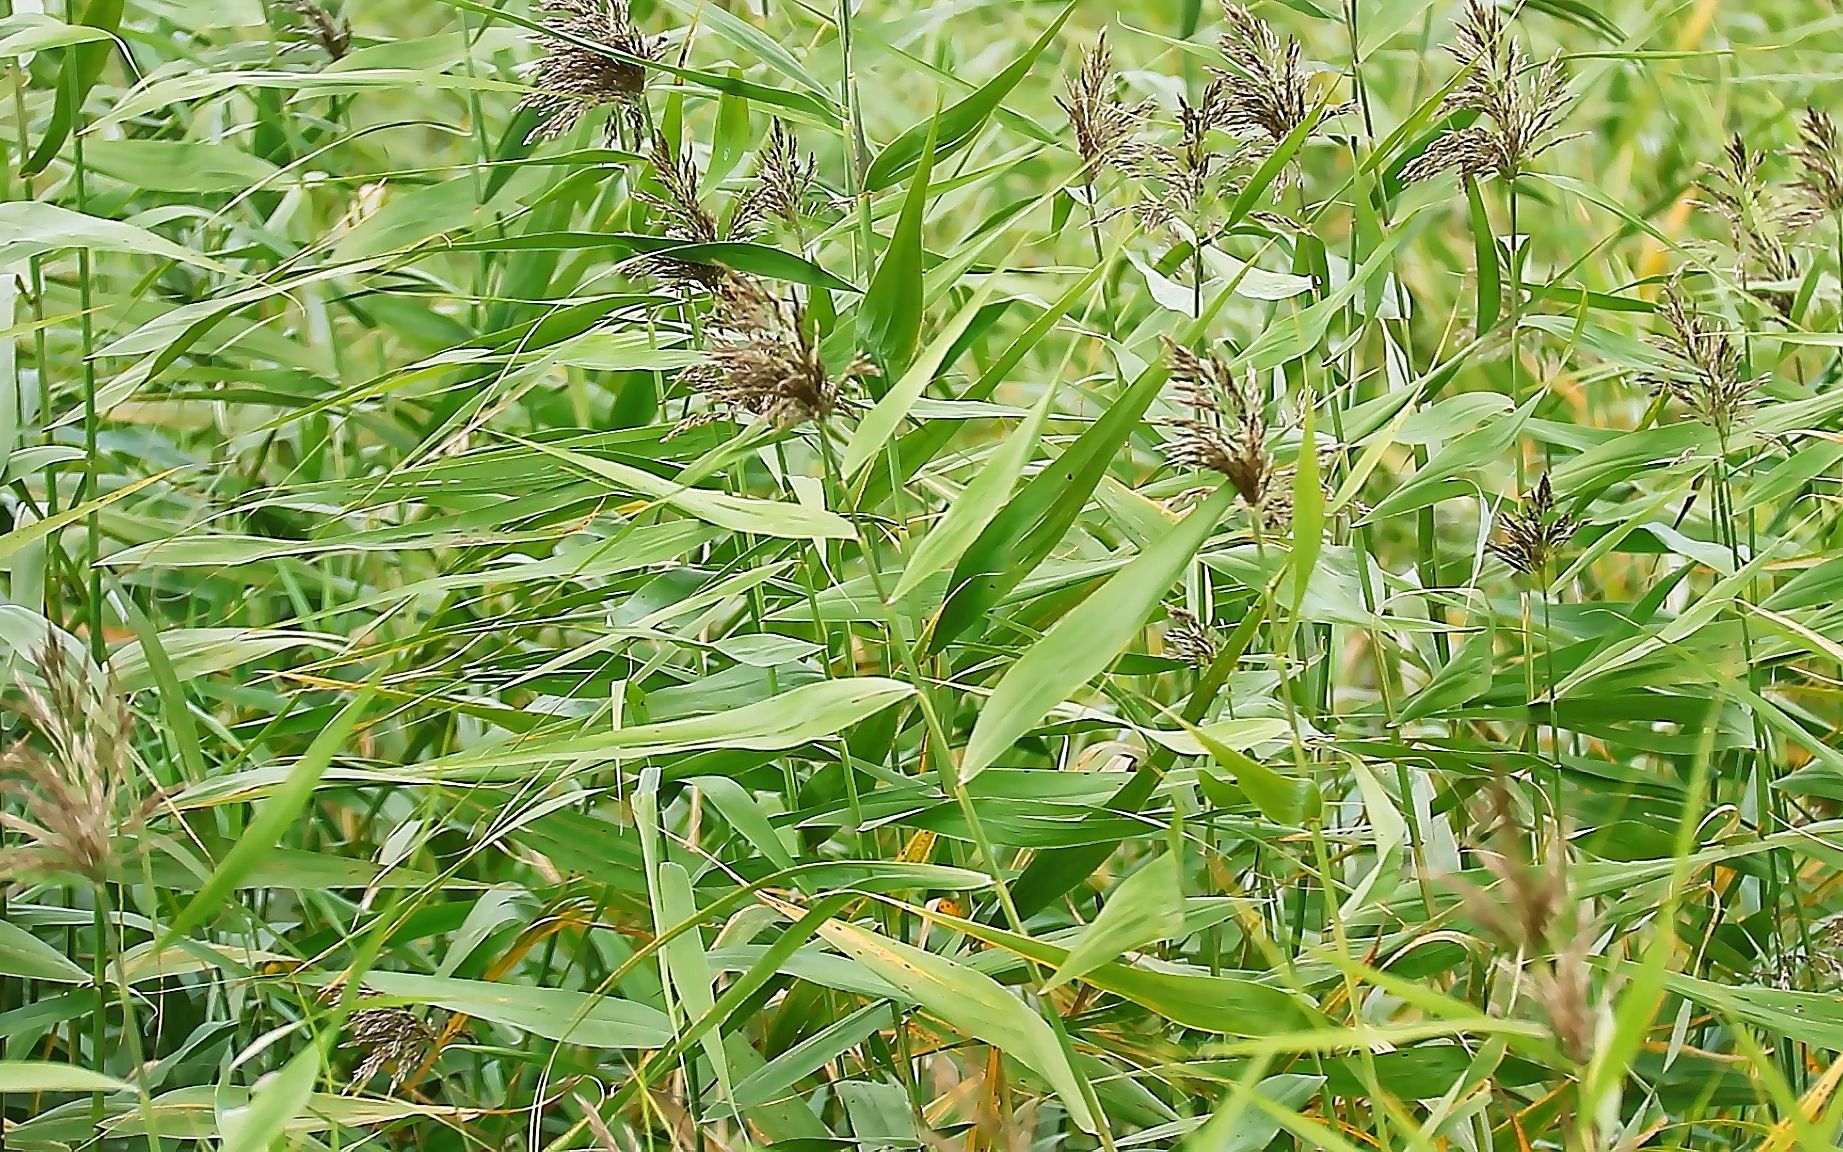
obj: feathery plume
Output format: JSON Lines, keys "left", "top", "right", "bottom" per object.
{"left": 633, "top": 131, "right": 758, "bottom": 303}
{"left": 732, "top": 121, "right": 822, "bottom": 237}
{"left": 0, "top": 647, "right": 151, "bottom": 885}
{"left": 520, "top": 0, "right": 662, "bottom": 146}
{"left": 1162, "top": 340, "right": 1290, "bottom": 526}
{"left": 678, "top": 295, "right": 875, "bottom": 431}
{"left": 1793, "top": 108, "right": 1843, "bottom": 217}
{"left": 1213, "top": 4, "right": 1347, "bottom": 153}
{"left": 1702, "top": 134, "right": 1799, "bottom": 306}
{"left": 1402, "top": 0, "right": 1574, "bottom": 183}
{"left": 1058, "top": 30, "right": 1150, "bottom": 171}
{"left": 1129, "top": 80, "right": 1237, "bottom": 234}
{"left": 637, "top": 131, "right": 719, "bottom": 244}
{"left": 1449, "top": 785, "right": 1599, "bottom": 1061}
{"left": 346, "top": 1006, "right": 438, "bottom": 1095}
{"left": 1645, "top": 273, "right": 1763, "bottom": 437}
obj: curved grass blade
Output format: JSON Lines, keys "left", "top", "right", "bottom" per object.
{"left": 961, "top": 484, "right": 1235, "bottom": 779}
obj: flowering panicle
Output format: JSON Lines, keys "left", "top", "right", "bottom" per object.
{"left": 346, "top": 1005, "right": 438, "bottom": 1095}
{"left": 638, "top": 131, "right": 719, "bottom": 245}
{"left": 1059, "top": 31, "right": 1150, "bottom": 171}
{"left": 1792, "top": 108, "right": 1843, "bottom": 219}
{"left": 732, "top": 121, "right": 823, "bottom": 238}
{"left": 1645, "top": 274, "right": 1763, "bottom": 438}
{"left": 1162, "top": 340, "right": 1293, "bottom": 526}
{"left": 1451, "top": 787, "right": 1600, "bottom": 1061}
{"left": 1487, "top": 473, "right": 1580, "bottom": 576}
{"left": 1402, "top": 0, "right": 1574, "bottom": 183}
{"left": 633, "top": 132, "right": 763, "bottom": 307}
{"left": 1701, "top": 135, "right": 1799, "bottom": 307}
{"left": 0, "top": 647, "right": 153, "bottom": 885}
{"left": 678, "top": 295, "right": 875, "bottom": 432}
{"left": 1129, "top": 80, "right": 1238, "bottom": 235}
{"left": 1164, "top": 608, "right": 1219, "bottom": 667}
{"left": 278, "top": 0, "right": 351, "bottom": 59}
{"left": 1213, "top": 3, "right": 1348, "bottom": 159}
{"left": 520, "top": 0, "right": 663, "bottom": 146}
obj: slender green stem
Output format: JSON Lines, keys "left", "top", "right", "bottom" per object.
{"left": 817, "top": 429, "right": 1029, "bottom": 937}
{"left": 65, "top": 27, "right": 100, "bottom": 663}
{"left": 89, "top": 887, "right": 107, "bottom": 1133}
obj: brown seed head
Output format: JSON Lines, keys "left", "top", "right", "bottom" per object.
{"left": 1403, "top": 0, "right": 1574, "bottom": 183}
{"left": 1213, "top": 3, "right": 1347, "bottom": 153}
{"left": 639, "top": 130, "right": 719, "bottom": 244}
{"left": 679, "top": 295, "right": 874, "bottom": 431}
{"left": 1486, "top": 473, "right": 1580, "bottom": 576}
{"left": 1792, "top": 107, "right": 1843, "bottom": 218}
{"left": 1702, "top": 134, "right": 1800, "bottom": 301}
{"left": 1450, "top": 786, "right": 1599, "bottom": 1061}
{"left": 732, "top": 121, "right": 822, "bottom": 237}
{"left": 1162, "top": 340, "right": 1284, "bottom": 523}
{"left": 1645, "top": 273, "right": 1762, "bottom": 438}
{"left": 0, "top": 647, "right": 149, "bottom": 885}
{"left": 634, "top": 132, "right": 749, "bottom": 299}
{"left": 1058, "top": 31, "right": 1151, "bottom": 170}
{"left": 279, "top": 0, "right": 351, "bottom": 59}
{"left": 1164, "top": 607, "right": 1219, "bottom": 667}
{"left": 346, "top": 1005, "right": 438, "bottom": 1095}
{"left": 1126, "top": 81, "right": 1240, "bottom": 235}
{"left": 520, "top": 0, "right": 663, "bottom": 146}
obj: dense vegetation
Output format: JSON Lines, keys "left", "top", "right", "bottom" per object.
{"left": 5, "top": 0, "right": 1843, "bottom": 1147}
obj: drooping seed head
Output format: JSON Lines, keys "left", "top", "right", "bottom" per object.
{"left": 632, "top": 131, "right": 746, "bottom": 299}
{"left": 1164, "top": 607, "right": 1219, "bottom": 667}
{"left": 1448, "top": 785, "right": 1600, "bottom": 1062}
{"left": 519, "top": 0, "right": 663, "bottom": 146}
{"left": 1162, "top": 340, "right": 1283, "bottom": 523}
{"left": 278, "top": 0, "right": 352, "bottom": 59}
{"left": 678, "top": 294, "right": 875, "bottom": 432}
{"left": 346, "top": 1005, "right": 438, "bottom": 1095}
{"left": 1212, "top": 3, "right": 1347, "bottom": 154}
{"left": 1701, "top": 133, "right": 1800, "bottom": 303}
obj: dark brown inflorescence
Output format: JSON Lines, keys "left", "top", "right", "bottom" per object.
{"left": 1702, "top": 135, "right": 1799, "bottom": 307}
{"left": 1164, "top": 607, "right": 1219, "bottom": 667}
{"left": 519, "top": 0, "right": 663, "bottom": 146}
{"left": 1487, "top": 473, "right": 1580, "bottom": 576}
{"left": 732, "top": 121, "right": 824, "bottom": 238}
{"left": 1162, "top": 340, "right": 1300, "bottom": 528}
{"left": 1792, "top": 108, "right": 1843, "bottom": 218}
{"left": 279, "top": 0, "right": 352, "bottom": 59}
{"left": 678, "top": 294, "right": 876, "bottom": 432}
{"left": 1402, "top": 0, "right": 1573, "bottom": 184}
{"left": 1450, "top": 786, "right": 1599, "bottom": 1062}
{"left": 1213, "top": 3, "right": 1348, "bottom": 156}
{"left": 346, "top": 1006, "right": 439, "bottom": 1095}
{"left": 632, "top": 131, "right": 761, "bottom": 306}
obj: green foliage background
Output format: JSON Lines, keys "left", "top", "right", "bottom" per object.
{"left": 4, "top": 0, "right": 1843, "bottom": 1148}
